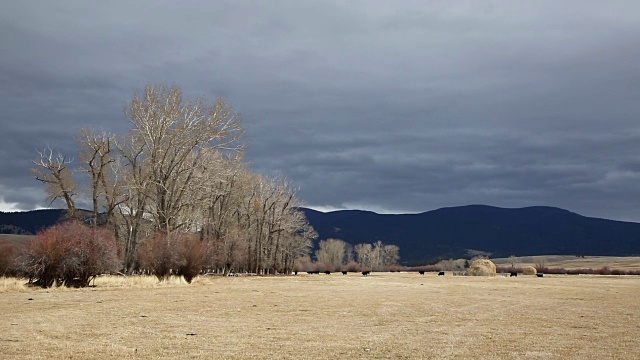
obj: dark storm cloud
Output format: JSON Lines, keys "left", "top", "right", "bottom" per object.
{"left": 1, "top": 1, "right": 640, "bottom": 221}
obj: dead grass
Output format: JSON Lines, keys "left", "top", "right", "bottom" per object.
{"left": 1, "top": 273, "right": 639, "bottom": 359}
{"left": 0, "top": 234, "right": 33, "bottom": 245}
{"left": 0, "top": 277, "right": 29, "bottom": 293}
{"left": 0, "top": 275, "right": 200, "bottom": 293}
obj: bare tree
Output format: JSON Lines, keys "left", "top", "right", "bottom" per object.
{"left": 210, "top": 225, "right": 249, "bottom": 275}
{"left": 534, "top": 257, "right": 546, "bottom": 270}
{"left": 32, "top": 148, "right": 78, "bottom": 218}
{"left": 126, "top": 84, "right": 243, "bottom": 234}
{"left": 355, "top": 243, "right": 373, "bottom": 271}
{"left": 278, "top": 206, "right": 316, "bottom": 274}
{"left": 315, "top": 238, "right": 347, "bottom": 271}
{"left": 382, "top": 244, "right": 400, "bottom": 267}
{"left": 77, "top": 129, "right": 116, "bottom": 227}
{"left": 372, "top": 240, "right": 385, "bottom": 271}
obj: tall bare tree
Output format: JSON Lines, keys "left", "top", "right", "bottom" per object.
{"left": 126, "top": 84, "right": 243, "bottom": 234}
{"left": 382, "top": 244, "right": 400, "bottom": 267}
{"left": 77, "top": 129, "right": 115, "bottom": 227}
{"left": 32, "top": 148, "right": 78, "bottom": 219}
{"left": 315, "top": 238, "right": 348, "bottom": 271}
{"left": 355, "top": 243, "right": 373, "bottom": 270}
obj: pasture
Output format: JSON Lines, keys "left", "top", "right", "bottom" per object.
{"left": 1, "top": 273, "right": 639, "bottom": 359}
{"left": 492, "top": 255, "right": 640, "bottom": 271}
{"left": 0, "top": 234, "right": 33, "bottom": 245}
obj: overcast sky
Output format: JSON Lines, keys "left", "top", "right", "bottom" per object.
{"left": 1, "top": 1, "right": 640, "bottom": 221}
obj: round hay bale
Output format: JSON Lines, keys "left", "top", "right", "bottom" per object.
{"left": 465, "top": 259, "right": 496, "bottom": 276}
{"left": 523, "top": 266, "right": 537, "bottom": 275}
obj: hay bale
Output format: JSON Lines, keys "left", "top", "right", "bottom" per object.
{"left": 465, "top": 259, "right": 496, "bottom": 276}
{"left": 523, "top": 266, "right": 537, "bottom": 275}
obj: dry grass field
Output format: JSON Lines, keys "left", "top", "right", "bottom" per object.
{"left": 0, "top": 234, "right": 33, "bottom": 245}
{"left": 1, "top": 273, "right": 639, "bottom": 359}
{"left": 492, "top": 255, "right": 640, "bottom": 271}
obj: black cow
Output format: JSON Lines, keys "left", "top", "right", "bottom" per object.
{"left": 438, "top": 271, "right": 445, "bottom": 276}
{"left": 342, "top": 271, "right": 347, "bottom": 275}
{"left": 362, "top": 271, "right": 370, "bottom": 276}
{"left": 294, "top": 271, "right": 298, "bottom": 275}
{"left": 419, "top": 271, "right": 425, "bottom": 275}
{"left": 324, "top": 271, "right": 331, "bottom": 275}
{"left": 536, "top": 273, "right": 544, "bottom": 278}
{"left": 510, "top": 272, "right": 518, "bottom": 277}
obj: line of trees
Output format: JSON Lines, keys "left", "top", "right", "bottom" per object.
{"left": 27, "top": 84, "right": 317, "bottom": 286}
{"left": 297, "top": 238, "right": 400, "bottom": 272}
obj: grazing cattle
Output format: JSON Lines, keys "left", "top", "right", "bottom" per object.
{"left": 438, "top": 271, "right": 445, "bottom": 276}
{"left": 324, "top": 271, "right": 331, "bottom": 275}
{"left": 342, "top": 271, "right": 347, "bottom": 275}
{"left": 419, "top": 271, "right": 425, "bottom": 275}
{"left": 536, "top": 273, "right": 544, "bottom": 278}
{"left": 510, "top": 272, "right": 518, "bottom": 277}
{"left": 362, "top": 271, "right": 370, "bottom": 276}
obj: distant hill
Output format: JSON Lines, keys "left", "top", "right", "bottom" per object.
{"left": 3, "top": 205, "right": 640, "bottom": 265}
{"left": 0, "top": 209, "right": 69, "bottom": 235}
{"left": 300, "top": 205, "right": 640, "bottom": 265}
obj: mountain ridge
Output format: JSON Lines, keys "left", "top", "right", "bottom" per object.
{"left": 299, "top": 205, "right": 640, "bottom": 264}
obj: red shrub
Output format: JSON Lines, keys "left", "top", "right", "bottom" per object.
{"left": 208, "top": 228, "right": 249, "bottom": 274}
{"left": 138, "top": 232, "right": 179, "bottom": 281}
{"left": 410, "top": 265, "right": 440, "bottom": 273}
{"left": 314, "top": 262, "right": 328, "bottom": 272}
{"left": 342, "top": 260, "right": 361, "bottom": 272}
{"left": 0, "top": 240, "right": 20, "bottom": 276}
{"left": 293, "top": 256, "right": 314, "bottom": 272}
{"left": 20, "top": 222, "right": 120, "bottom": 288}
{"left": 496, "top": 266, "right": 523, "bottom": 274}
{"left": 535, "top": 267, "right": 567, "bottom": 274}
{"left": 566, "top": 268, "right": 593, "bottom": 275}
{"left": 138, "top": 232, "right": 211, "bottom": 283}
{"left": 388, "top": 265, "right": 407, "bottom": 272}
{"left": 175, "top": 234, "right": 210, "bottom": 283}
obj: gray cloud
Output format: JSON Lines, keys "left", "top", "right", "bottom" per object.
{"left": 1, "top": 1, "right": 640, "bottom": 221}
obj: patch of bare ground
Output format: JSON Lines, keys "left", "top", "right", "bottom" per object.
{"left": 1, "top": 273, "right": 639, "bottom": 359}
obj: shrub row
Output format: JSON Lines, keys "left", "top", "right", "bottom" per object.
{"left": 138, "top": 232, "right": 209, "bottom": 283}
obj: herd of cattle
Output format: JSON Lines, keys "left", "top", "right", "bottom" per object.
{"left": 298, "top": 270, "right": 544, "bottom": 277}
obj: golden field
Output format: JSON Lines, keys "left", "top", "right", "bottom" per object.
{"left": 492, "top": 255, "right": 640, "bottom": 271}
{"left": 1, "top": 272, "right": 639, "bottom": 359}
